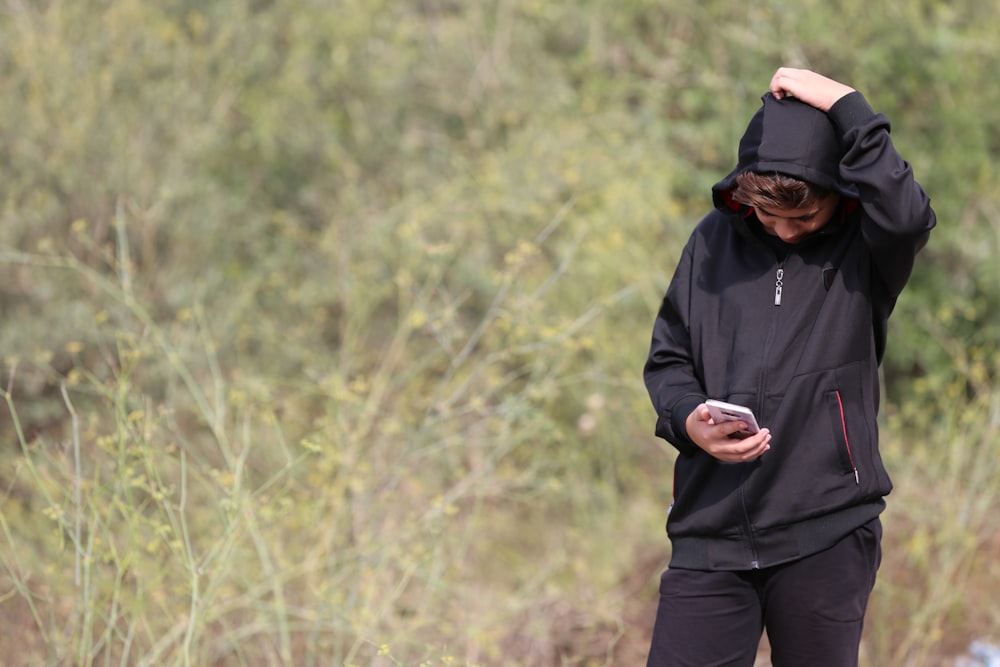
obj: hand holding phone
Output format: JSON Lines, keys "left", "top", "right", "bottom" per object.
{"left": 705, "top": 399, "right": 760, "bottom": 437}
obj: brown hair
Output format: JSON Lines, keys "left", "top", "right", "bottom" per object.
{"left": 731, "top": 171, "right": 831, "bottom": 210}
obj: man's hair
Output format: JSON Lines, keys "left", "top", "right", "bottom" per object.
{"left": 731, "top": 171, "right": 831, "bottom": 210}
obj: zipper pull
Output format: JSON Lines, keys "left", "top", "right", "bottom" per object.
{"left": 774, "top": 267, "right": 784, "bottom": 306}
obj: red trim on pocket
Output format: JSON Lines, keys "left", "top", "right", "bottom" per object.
{"left": 835, "top": 389, "right": 859, "bottom": 484}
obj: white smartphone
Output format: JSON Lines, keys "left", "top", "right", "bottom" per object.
{"left": 705, "top": 399, "right": 760, "bottom": 437}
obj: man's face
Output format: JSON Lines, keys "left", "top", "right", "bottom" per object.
{"left": 754, "top": 194, "right": 842, "bottom": 244}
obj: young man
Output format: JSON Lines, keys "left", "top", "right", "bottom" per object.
{"left": 642, "top": 68, "right": 935, "bottom": 666}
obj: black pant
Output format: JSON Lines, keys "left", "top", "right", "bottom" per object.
{"left": 646, "top": 519, "right": 882, "bottom": 667}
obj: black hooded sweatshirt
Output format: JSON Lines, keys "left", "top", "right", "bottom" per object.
{"left": 644, "top": 91, "right": 935, "bottom": 571}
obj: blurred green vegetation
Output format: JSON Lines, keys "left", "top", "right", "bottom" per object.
{"left": 1, "top": 1, "right": 998, "bottom": 665}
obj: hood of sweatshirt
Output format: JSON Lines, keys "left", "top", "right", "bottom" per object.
{"left": 712, "top": 92, "right": 860, "bottom": 214}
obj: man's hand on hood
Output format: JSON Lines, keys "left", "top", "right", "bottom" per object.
{"left": 769, "top": 67, "right": 856, "bottom": 112}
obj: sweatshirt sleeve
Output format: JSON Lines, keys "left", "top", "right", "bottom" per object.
{"left": 643, "top": 239, "right": 707, "bottom": 456}
{"left": 828, "top": 91, "right": 937, "bottom": 298}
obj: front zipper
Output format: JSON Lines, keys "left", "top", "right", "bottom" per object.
{"left": 738, "top": 481, "right": 761, "bottom": 569}
{"left": 774, "top": 266, "right": 784, "bottom": 306}
{"left": 741, "top": 260, "right": 787, "bottom": 569}
{"left": 756, "top": 260, "right": 785, "bottom": 418}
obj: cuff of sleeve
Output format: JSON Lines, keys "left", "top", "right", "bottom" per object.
{"left": 671, "top": 394, "right": 706, "bottom": 453}
{"left": 828, "top": 91, "right": 878, "bottom": 138}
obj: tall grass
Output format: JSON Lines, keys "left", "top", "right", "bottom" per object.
{"left": 0, "top": 198, "right": 651, "bottom": 665}
{"left": 872, "top": 308, "right": 1000, "bottom": 664}
{"left": 4, "top": 210, "right": 999, "bottom": 666}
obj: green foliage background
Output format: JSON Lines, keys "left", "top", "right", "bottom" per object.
{"left": 1, "top": 1, "right": 998, "bottom": 665}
